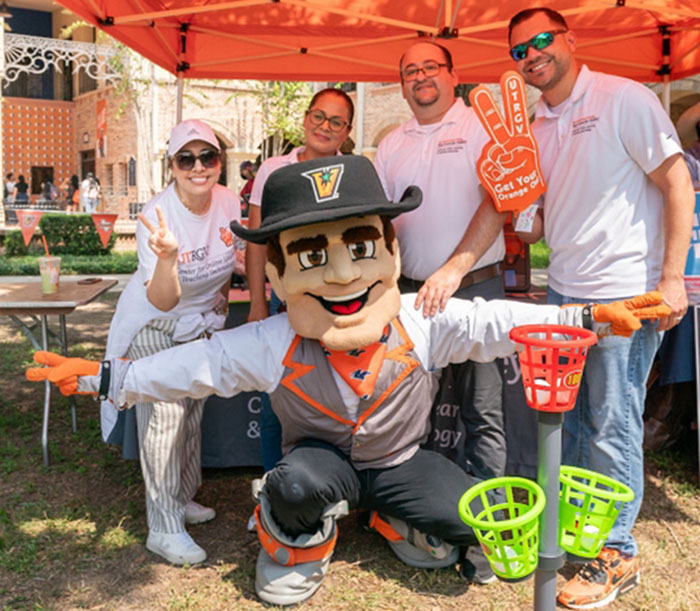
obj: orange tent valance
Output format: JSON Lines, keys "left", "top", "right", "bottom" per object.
{"left": 55, "top": 0, "right": 700, "bottom": 83}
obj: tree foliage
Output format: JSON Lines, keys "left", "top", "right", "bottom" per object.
{"left": 240, "top": 81, "right": 314, "bottom": 159}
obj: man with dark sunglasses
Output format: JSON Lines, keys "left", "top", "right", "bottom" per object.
{"left": 508, "top": 7, "right": 695, "bottom": 609}
{"left": 374, "top": 40, "right": 509, "bottom": 585}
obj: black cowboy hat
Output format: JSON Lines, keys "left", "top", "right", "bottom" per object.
{"left": 231, "top": 155, "right": 422, "bottom": 244}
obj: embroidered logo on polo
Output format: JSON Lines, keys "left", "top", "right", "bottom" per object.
{"left": 572, "top": 115, "right": 600, "bottom": 136}
{"left": 302, "top": 164, "right": 344, "bottom": 202}
{"left": 436, "top": 138, "right": 467, "bottom": 155}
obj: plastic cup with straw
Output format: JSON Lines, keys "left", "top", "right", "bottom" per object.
{"left": 38, "top": 236, "right": 61, "bottom": 295}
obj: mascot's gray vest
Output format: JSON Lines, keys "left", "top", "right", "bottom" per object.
{"left": 269, "top": 318, "right": 437, "bottom": 470}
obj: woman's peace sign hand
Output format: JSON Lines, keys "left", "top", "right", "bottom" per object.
{"left": 138, "top": 205, "right": 178, "bottom": 260}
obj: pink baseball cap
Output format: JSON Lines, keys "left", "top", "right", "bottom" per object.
{"left": 167, "top": 119, "right": 220, "bottom": 156}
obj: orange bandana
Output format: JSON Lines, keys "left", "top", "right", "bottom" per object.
{"left": 322, "top": 327, "right": 390, "bottom": 399}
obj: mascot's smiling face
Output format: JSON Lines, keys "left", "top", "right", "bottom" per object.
{"left": 267, "top": 214, "right": 401, "bottom": 351}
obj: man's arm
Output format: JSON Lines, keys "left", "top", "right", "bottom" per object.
{"left": 245, "top": 204, "right": 270, "bottom": 322}
{"left": 515, "top": 207, "right": 544, "bottom": 244}
{"left": 415, "top": 195, "right": 508, "bottom": 317}
{"left": 647, "top": 152, "right": 695, "bottom": 331}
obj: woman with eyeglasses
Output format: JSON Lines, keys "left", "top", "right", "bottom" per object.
{"left": 245, "top": 88, "right": 354, "bottom": 482}
{"left": 100, "top": 119, "right": 240, "bottom": 566}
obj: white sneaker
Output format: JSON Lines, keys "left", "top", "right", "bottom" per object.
{"left": 146, "top": 531, "right": 207, "bottom": 565}
{"left": 185, "top": 500, "right": 216, "bottom": 525}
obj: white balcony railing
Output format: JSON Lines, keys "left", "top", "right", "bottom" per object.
{"left": 3, "top": 32, "right": 122, "bottom": 84}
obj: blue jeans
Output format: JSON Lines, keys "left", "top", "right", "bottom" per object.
{"left": 547, "top": 287, "right": 662, "bottom": 557}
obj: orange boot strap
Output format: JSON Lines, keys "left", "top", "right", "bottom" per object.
{"left": 254, "top": 504, "right": 337, "bottom": 567}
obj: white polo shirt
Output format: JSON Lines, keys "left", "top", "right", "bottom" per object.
{"left": 375, "top": 98, "right": 505, "bottom": 281}
{"left": 532, "top": 65, "right": 682, "bottom": 299}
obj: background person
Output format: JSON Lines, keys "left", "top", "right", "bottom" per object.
{"left": 508, "top": 8, "right": 694, "bottom": 608}
{"left": 61, "top": 175, "right": 80, "bottom": 212}
{"left": 676, "top": 100, "right": 700, "bottom": 188}
{"left": 12, "top": 175, "right": 29, "bottom": 204}
{"left": 99, "top": 119, "right": 240, "bottom": 565}
{"left": 245, "top": 87, "right": 354, "bottom": 475}
{"left": 239, "top": 160, "right": 256, "bottom": 217}
{"left": 4, "top": 172, "right": 15, "bottom": 203}
{"left": 374, "top": 40, "right": 508, "bottom": 584}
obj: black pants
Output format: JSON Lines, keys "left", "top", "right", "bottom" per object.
{"left": 265, "top": 439, "right": 483, "bottom": 546}
{"left": 400, "top": 275, "right": 506, "bottom": 480}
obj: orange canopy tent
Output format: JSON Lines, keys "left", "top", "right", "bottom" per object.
{"left": 56, "top": 0, "right": 700, "bottom": 85}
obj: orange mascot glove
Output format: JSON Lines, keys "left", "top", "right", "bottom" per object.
{"left": 26, "top": 351, "right": 100, "bottom": 396}
{"left": 592, "top": 291, "right": 671, "bottom": 337}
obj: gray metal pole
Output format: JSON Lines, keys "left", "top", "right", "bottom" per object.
{"left": 59, "top": 314, "right": 77, "bottom": 433}
{"left": 534, "top": 411, "right": 565, "bottom": 611}
{"left": 41, "top": 316, "right": 50, "bottom": 467}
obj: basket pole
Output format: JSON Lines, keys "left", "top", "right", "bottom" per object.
{"left": 534, "top": 411, "right": 566, "bottom": 611}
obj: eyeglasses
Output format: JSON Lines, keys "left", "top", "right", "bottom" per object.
{"left": 172, "top": 149, "right": 220, "bottom": 171}
{"left": 509, "top": 30, "right": 568, "bottom": 61}
{"left": 401, "top": 61, "right": 449, "bottom": 82}
{"left": 306, "top": 109, "right": 349, "bottom": 132}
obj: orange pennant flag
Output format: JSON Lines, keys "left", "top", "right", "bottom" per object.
{"left": 91, "top": 213, "right": 118, "bottom": 248}
{"left": 469, "top": 71, "right": 546, "bottom": 214}
{"left": 15, "top": 209, "right": 43, "bottom": 246}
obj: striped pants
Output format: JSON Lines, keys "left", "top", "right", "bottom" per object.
{"left": 126, "top": 318, "right": 205, "bottom": 534}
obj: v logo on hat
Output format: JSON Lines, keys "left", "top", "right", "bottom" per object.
{"left": 302, "top": 164, "right": 344, "bottom": 202}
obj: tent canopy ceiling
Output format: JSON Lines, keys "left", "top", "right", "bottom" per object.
{"left": 55, "top": 1, "right": 700, "bottom": 83}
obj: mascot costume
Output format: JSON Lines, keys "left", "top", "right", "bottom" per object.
{"left": 27, "top": 156, "right": 669, "bottom": 606}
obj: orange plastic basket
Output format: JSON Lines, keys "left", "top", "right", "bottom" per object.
{"left": 509, "top": 325, "right": 597, "bottom": 413}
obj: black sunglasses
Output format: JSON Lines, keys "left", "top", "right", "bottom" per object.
{"left": 509, "top": 30, "right": 568, "bottom": 61}
{"left": 173, "top": 149, "right": 220, "bottom": 171}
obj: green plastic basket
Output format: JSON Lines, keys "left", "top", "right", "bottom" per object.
{"left": 458, "top": 476, "right": 545, "bottom": 581}
{"left": 559, "top": 466, "right": 634, "bottom": 558}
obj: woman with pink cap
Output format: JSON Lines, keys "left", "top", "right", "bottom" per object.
{"left": 100, "top": 119, "right": 240, "bottom": 565}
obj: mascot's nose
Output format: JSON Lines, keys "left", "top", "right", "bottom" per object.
{"left": 323, "top": 246, "right": 361, "bottom": 285}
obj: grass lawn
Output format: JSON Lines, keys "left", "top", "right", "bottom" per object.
{"left": 529, "top": 239, "right": 551, "bottom": 269}
{"left": 1, "top": 292, "right": 698, "bottom": 609}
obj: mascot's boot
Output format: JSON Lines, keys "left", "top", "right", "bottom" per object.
{"left": 369, "top": 511, "right": 458, "bottom": 569}
{"left": 252, "top": 478, "right": 349, "bottom": 606}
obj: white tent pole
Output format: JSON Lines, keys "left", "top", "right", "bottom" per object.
{"left": 661, "top": 25, "right": 671, "bottom": 115}
{"left": 662, "top": 75, "right": 671, "bottom": 114}
{"left": 176, "top": 73, "right": 184, "bottom": 123}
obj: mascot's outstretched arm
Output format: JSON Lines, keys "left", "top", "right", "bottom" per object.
{"left": 26, "top": 291, "right": 669, "bottom": 400}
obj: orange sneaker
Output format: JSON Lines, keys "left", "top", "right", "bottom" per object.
{"left": 557, "top": 548, "right": 640, "bottom": 609}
